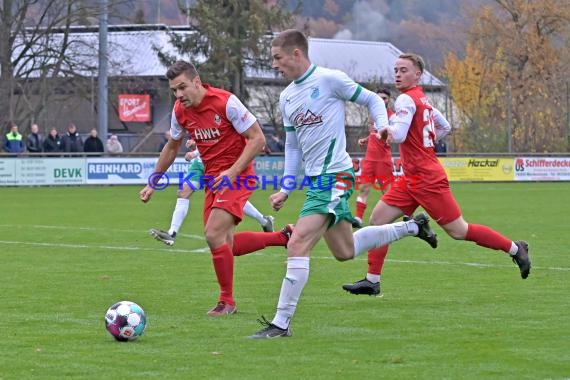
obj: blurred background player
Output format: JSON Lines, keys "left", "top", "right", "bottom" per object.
{"left": 352, "top": 88, "right": 394, "bottom": 229}
{"left": 150, "top": 138, "right": 275, "bottom": 246}
{"left": 342, "top": 53, "right": 530, "bottom": 298}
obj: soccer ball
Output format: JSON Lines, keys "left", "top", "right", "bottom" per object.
{"left": 104, "top": 301, "right": 147, "bottom": 341}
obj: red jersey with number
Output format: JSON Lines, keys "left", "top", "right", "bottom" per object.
{"left": 173, "top": 85, "right": 256, "bottom": 177}
{"left": 396, "top": 86, "right": 447, "bottom": 187}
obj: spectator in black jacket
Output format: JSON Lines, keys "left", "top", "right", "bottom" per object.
{"left": 26, "top": 123, "right": 43, "bottom": 153}
{"left": 83, "top": 128, "right": 104, "bottom": 154}
{"left": 60, "top": 123, "right": 83, "bottom": 154}
{"left": 43, "top": 127, "right": 62, "bottom": 155}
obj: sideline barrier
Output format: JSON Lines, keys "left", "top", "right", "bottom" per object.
{"left": 1, "top": 156, "right": 570, "bottom": 186}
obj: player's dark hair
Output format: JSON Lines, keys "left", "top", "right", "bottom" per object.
{"left": 399, "top": 53, "right": 425, "bottom": 73}
{"left": 271, "top": 29, "right": 309, "bottom": 58}
{"left": 377, "top": 87, "right": 391, "bottom": 97}
{"left": 166, "top": 60, "right": 199, "bottom": 80}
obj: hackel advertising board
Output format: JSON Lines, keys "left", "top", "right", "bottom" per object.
{"left": 438, "top": 157, "right": 514, "bottom": 181}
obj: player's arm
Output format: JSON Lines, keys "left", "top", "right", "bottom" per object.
{"left": 232, "top": 121, "right": 266, "bottom": 175}
{"left": 139, "top": 113, "right": 184, "bottom": 202}
{"left": 328, "top": 71, "right": 389, "bottom": 132}
{"left": 353, "top": 87, "right": 389, "bottom": 132}
{"left": 211, "top": 95, "right": 266, "bottom": 190}
{"left": 152, "top": 112, "right": 184, "bottom": 171}
{"left": 279, "top": 125, "right": 301, "bottom": 196}
{"left": 384, "top": 94, "right": 415, "bottom": 144}
{"left": 432, "top": 107, "right": 452, "bottom": 141}
{"left": 269, "top": 125, "right": 300, "bottom": 211}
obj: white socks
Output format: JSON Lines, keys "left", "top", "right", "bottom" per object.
{"left": 168, "top": 198, "right": 189, "bottom": 236}
{"left": 271, "top": 257, "right": 310, "bottom": 329}
{"left": 353, "top": 221, "right": 417, "bottom": 258}
{"left": 366, "top": 273, "right": 380, "bottom": 283}
{"left": 242, "top": 200, "right": 267, "bottom": 225}
{"left": 508, "top": 242, "right": 519, "bottom": 256}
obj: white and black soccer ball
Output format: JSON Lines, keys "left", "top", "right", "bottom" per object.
{"left": 104, "top": 301, "right": 147, "bottom": 341}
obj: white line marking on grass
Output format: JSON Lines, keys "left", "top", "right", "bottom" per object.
{"left": 1, "top": 238, "right": 568, "bottom": 272}
{"left": 303, "top": 256, "right": 570, "bottom": 272}
{"left": 380, "top": 258, "right": 570, "bottom": 272}
{"left": 0, "top": 224, "right": 205, "bottom": 241}
{"left": 0, "top": 240, "right": 201, "bottom": 254}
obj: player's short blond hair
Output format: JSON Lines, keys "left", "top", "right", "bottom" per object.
{"left": 399, "top": 53, "right": 425, "bottom": 73}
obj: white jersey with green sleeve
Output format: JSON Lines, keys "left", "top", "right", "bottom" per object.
{"left": 280, "top": 64, "right": 387, "bottom": 176}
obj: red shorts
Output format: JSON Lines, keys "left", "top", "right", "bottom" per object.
{"left": 381, "top": 179, "right": 462, "bottom": 225}
{"left": 360, "top": 159, "right": 393, "bottom": 185}
{"left": 203, "top": 176, "right": 256, "bottom": 226}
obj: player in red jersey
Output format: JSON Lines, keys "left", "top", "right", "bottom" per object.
{"left": 352, "top": 88, "right": 394, "bottom": 229}
{"left": 342, "top": 53, "right": 531, "bottom": 297}
{"left": 139, "top": 61, "right": 290, "bottom": 316}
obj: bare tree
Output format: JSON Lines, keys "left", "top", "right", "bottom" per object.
{"left": 0, "top": 0, "right": 135, "bottom": 132}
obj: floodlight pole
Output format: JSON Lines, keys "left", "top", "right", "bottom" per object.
{"left": 98, "top": 0, "right": 109, "bottom": 143}
{"left": 507, "top": 78, "right": 513, "bottom": 153}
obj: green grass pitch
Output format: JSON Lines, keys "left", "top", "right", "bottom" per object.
{"left": 0, "top": 182, "right": 569, "bottom": 379}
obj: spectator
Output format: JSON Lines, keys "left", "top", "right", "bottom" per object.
{"left": 43, "top": 127, "right": 63, "bottom": 155}
{"left": 4, "top": 122, "right": 24, "bottom": 154}
{"left": 106, "top": 134, "right": 124, "bottom": 154}
{"left": 435, "top": 139, "right": 447, "bottom": 156}
{"left": 266, "top": 133, "right": 285, "bottom": 153}
{"left": 83, "top": 128, "right": 105, "bottom": 154}
{"left": 60, "top": 123, "right": 84, "bottom": 153}
{"left": 26, "top": 123, "right": 43, "bottom": 153}
{"left": 158, "top": 130, "right": 171, "bottom": 152}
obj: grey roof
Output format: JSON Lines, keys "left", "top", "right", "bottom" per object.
{"left": 308, "top": 38, "right": 444, "bottom": 87}
{"left": 15, "top": 25, "right": 444, "bottom": 87}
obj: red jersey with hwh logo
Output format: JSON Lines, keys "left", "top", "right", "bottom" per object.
{"left": 396, "top": 86, "right": 447, "bottom": 187}
{"left": 172, "top": 84, "right": 256, "bottom": 177}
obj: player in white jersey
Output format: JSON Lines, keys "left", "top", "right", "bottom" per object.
{"left": 149, "top": 139, "right": 275, "bottom": 246}
{"left": 250, "top": 29, "right": 438, "bottom": 339}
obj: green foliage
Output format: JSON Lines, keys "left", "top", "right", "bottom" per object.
{"left": 158, "top": 0, "right": 296, "bottom": 102}
{"left": 0, "top": 183, "right": 569, "bottom": 379}
{"left": 443, "top": 0, "right": 570, "bottom": 153}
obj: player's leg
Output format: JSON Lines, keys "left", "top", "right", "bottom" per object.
{"left": 344, "top": 159, "right": 400, "bottom": 294}
{"left": 353, "top": 158, "right": 376, "bottom": 228}
{"left": 250, "top": 213, "right": 330, "bottom": 339}
{"left": 242, "top": 200, "right": 275, "bottom": 232}
{"left": 149, "top": 159, "right": 202, "bottom": 246}
{"left": 353, "top": 183, "right": 371, "bottom": 228}
{"left": 203, "top": 206, "right": 239, "bottom": 316}
{"left": 232, "top": 225, "right": 291, "bottom": 256}
{"left": 341, "top": 200, "right": 403, "bottom": 296}
{"left": 149, "top": 183, "right": 194, "bottom": 246}
{"left": 202, "top": 177, "right": 256, "bottom": 317}
{"left": 252, "top": 172, "right": 349, "bottom": 339}
{"left": 425, "top": 187, "right": 531, "bottom": 279}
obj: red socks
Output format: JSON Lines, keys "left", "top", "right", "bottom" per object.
{"left": 232, "top": 231, "right": 288, "bottom": 256}
{"left": 466, "top": 224, "right": 512, "bottom": 252}
{"left": 355, "top": 201, "right": 367, "bottom": 220}
{"left": 211, "top": 244, "right": 235, "bottom": 306}
{"left": 367, "top": 245, "right": 389, "bottom": 275}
